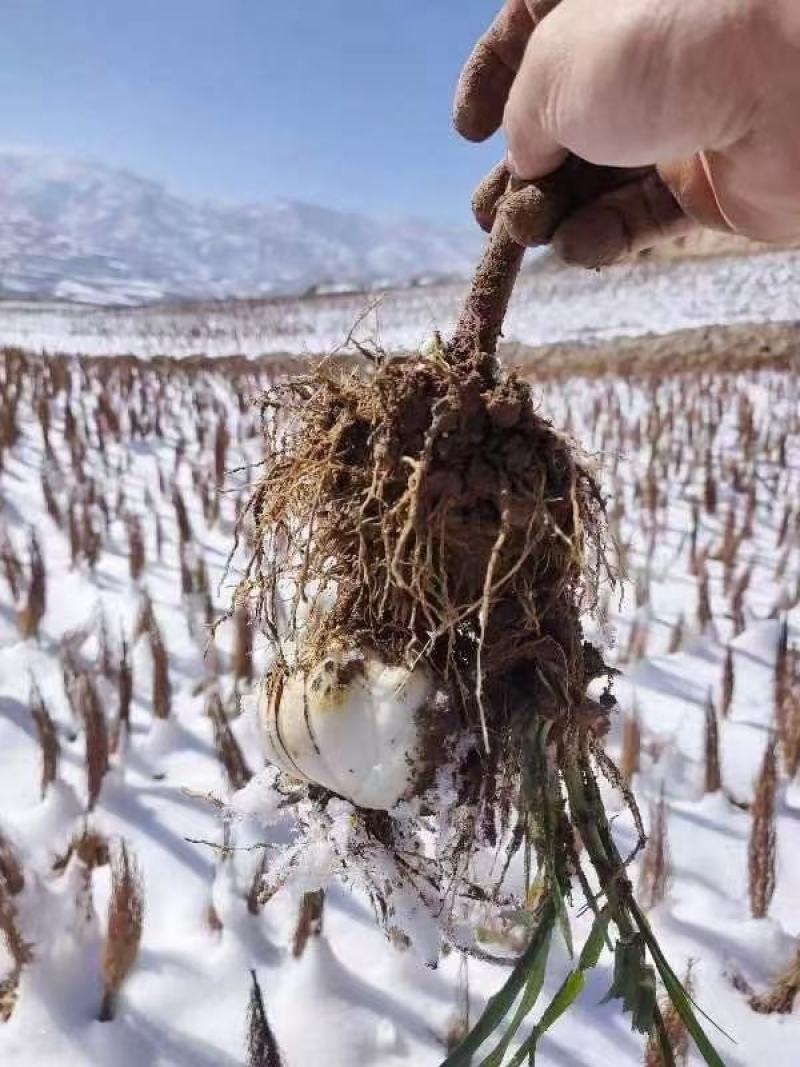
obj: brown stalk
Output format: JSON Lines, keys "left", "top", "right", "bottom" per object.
{"left": 620, "top": 705, "right": 642, "bottom": 785}
{"left": 150, "top": 624, "right": 172, "bottom": 721}
{"left": 172, "top": 485, "right": 193, "bottom": 548}
{"left": 247, "top": 851, "right": 269, "bottom": 916}
{"left": 0, "top": 832, "right": 25, "bottom": 896}
{"left": 639, "top": 787, "right": 670, "bottom": 910}
{"left": 0, "top": 528, "right": 23, "bottom": 603}
{"left": 247, "top": 970, "right": 284, "bottom": 1067}
{"left": 214, "top": 415, "right": 229, "bottom": 487}
{"left": 703, "top": 692, "right": 722, "bottom": 794}
{"left": 0, "top": 877, "right": 34, "bottom": 1022}
{"left": 644, "top": 963, "right": 694, "bottom": 1065}
{"left": 446, "top": 954, "right": 471, "bottom": 1054}
{"left": 111, "top": 635, "right": 133, "bottom": 753}
{"left": 292, "top": 889, "right": 325, "bottom": 959}
{"left": 696, "top": 562, "right": 713, "bottom": 632}
{"left": 98, "top": 842, "right": 144, "bottom": 1022}
{"left": 746, "top": 943, "right": 800, "bottom": 1014}
{"left": 667, "top": 614, "right": 684, "bottom": 655}
{"left": 17, "top": 532, "right": 46, "bottom": 640}
{"left": 232, "top": 602, "right": 254, "bottom": 684}
{"left": 207, "top": 691, "right": 252, "bottom": 791}
{"left": 78, "top": 674, "right": 109, "bottom": 811}
{"left": 449, "top": 214, "right": 525, "bottom": 362}
{"left": 30, "top": 684, "right": 60, "bottom": 798}
{"left": 720, "top": 646, "right": 735, "bottom": 720}
{"left": 127, "top": 514, "right": 146, "bottom": 582}
{"left": 749, "top": 736, "right": 778, "bottom": 919}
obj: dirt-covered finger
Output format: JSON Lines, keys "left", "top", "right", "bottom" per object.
{"left": 552, "top": 171, "right": 697, "bottom": 268}
{"left": 454, "top": 0, "right": 560, "bottom": 143}
{"left": 493, "top": 158, "right": 648, "bottom": 248}
{"left": 498, "top": 177, "right": 572, "bottom": 247}
{"left": 472, "top": 161, "right": 512, "bottom": 233}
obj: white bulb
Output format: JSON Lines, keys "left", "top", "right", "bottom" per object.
{"left": 260, "top": 649, "right": 434, "bottom": 810}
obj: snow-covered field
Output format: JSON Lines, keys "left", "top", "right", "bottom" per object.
{"left": 0, "top": 247, "right": 798, "bottom": 359}
{"left": 0, "top": 334, "right": 799, "bottom": 1066}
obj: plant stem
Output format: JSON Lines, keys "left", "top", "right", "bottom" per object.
{"left": 449, "top": 217, "right": 525, "bottom": 363}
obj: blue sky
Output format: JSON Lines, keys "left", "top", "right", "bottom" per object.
{"left": 0, "top": 1, "right": 503, "bottom": 226}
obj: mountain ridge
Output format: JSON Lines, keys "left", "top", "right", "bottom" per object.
{"left": 0, "top": 149, "right": 480, "bottom": 305}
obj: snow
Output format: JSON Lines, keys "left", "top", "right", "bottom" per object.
{"left": 0, "top": 326, "right": 799, "bottom": 1066}
{"left": 0, "top": 243, "right": 798, "bottom": 358}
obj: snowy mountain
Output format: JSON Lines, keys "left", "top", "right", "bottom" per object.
{"left": 0, "top": 150, "right": 481, "bottom": 305}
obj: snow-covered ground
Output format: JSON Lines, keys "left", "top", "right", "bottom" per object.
{"left": 0, "top": 341, "right": 799, "bottom": 1066}
{"left": 0, "top": 247, "right": 798, "bottom": 358}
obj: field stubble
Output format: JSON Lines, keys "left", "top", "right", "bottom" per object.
{"left": 0, "top": 328, "right": 798, "bottom": 1065}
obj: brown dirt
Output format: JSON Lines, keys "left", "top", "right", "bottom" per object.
{"left": 238, "top": 337, "right": 614, "bottom": 862}
{"left": 503, "top": 320, "right": 800, "bottom": 381}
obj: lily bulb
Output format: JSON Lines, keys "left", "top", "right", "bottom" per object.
{"left": 260, "top": 649, "right": 434, "bottom": 811}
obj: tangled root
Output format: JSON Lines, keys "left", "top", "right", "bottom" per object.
{"left": 232, "top": 337, "right": 617, "bottom": 929}
{"left": 244, "top": 342, "right": 609, "bottom": 711}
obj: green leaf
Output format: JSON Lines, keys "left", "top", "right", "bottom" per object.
{"left": 478, "top": 921, "right": 554, "bottom": 1067}
{"left": 578, "top": 906, "right": 611, "bottom": 971}
{"left": 629, "top": 903, "right": 730, "bottom": 1067}
{"left": 441, "top": 897, "right": 557, "bottom": 1067}
{"left": 553, "top": 888, "right": 574, "bottom": 960}
{"left": 505, "top": 907, "right": 611, "bottom": 1067}
{"left": 600, "top": 933, "right": 658, "bottom": 1034}
{"left": 632, "top": 965, "right": 657, "bottom": 1035}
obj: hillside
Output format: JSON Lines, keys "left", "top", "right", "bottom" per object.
{"left": 0, "top": 151, "right": 480, "bottom": 305}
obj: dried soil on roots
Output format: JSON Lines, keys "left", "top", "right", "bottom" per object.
{"left": 238, "top": 342, "right": 613, "bottom": 835}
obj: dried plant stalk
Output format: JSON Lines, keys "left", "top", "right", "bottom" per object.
{"left": 0, "top": 875, "right": 34, "bottom": 1022}
{"left": 232, "top": 602, "right": 254, "bottom": 684}
{"left": 749, "top": 736, "right": 778, "bottom": 919}
{"left": 30, "top": 685, "right": 60, "bottom": 797}
{"left": 247, "top": 851, "right": 270, "bottom": 916}
{"left": 52, "top": 827, "right": 110, "bottom": 874}
{"left": 0, "top": 832, "right": 24, "bottom": 896}
{"left": 76, "top": 674, "right": 109, "bottom": 811}
{"left": 150, "top": 626, "right": 172, "bottom": 721}
{"left": 445, "top": 954, "right": 471, "bottom": 1054}
{"left": 112, "top": 635, "right": 133, "bottom": 753}
{"left": 747, "top": 943, "right": 800, "bottom": 1015}
{"left": 449, "top": 222, "right": 525, "bottom": 362}
{"left": 208, "top": 692, "right": 252, "bottom": 791}
{"left": 720, "top": 646, "right": 734, "bottom": 719}
{"left": 292, "top": 890, "right": 325, "bottom": 959}
{"left": 127, "top": 514, "right": 146, "bottom": 581}
{"left": 639, "top": 787, "right": 670, "bottom": 910}
{"left": 703, "top": 693, "right": 722, "bottom": 794}
{"left": 621, "top": 706, "right": 642, "bottom": 785}
{"left": 667, "top": 614, "right": 684, "bottom": 655}
{"left": 247, "top": 970, "right": 284, "bottom": 1067}
{"left": 644, "top": 964, "right": 694, "bottom": 1065}
{"left": 0, "top": 528, "right": 23, "bottom": 603}
{"left": 98, "top": 842, "right": 144, "bottom": 1022}
{"left": 17, "top": 532, "right": 46, "bottom": 639}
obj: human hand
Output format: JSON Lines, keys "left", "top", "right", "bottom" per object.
{"left": 455, "top": 0, "right": 800, "bottom": 266}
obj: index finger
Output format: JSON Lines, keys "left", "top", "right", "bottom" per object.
{"left": 454, "top": 0, "right": 560, "bottom": 143}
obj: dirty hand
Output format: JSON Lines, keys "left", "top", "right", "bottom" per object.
{"left": 454, "top": 0, "right": 800, "bottom": 266}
